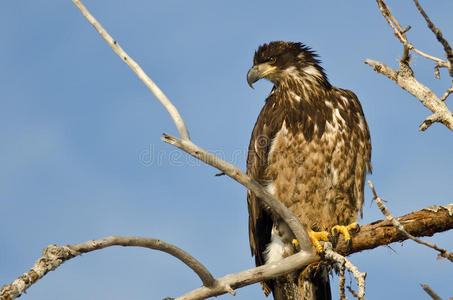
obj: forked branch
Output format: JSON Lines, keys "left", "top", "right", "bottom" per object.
{"left": 413, "top": 0, "right": 453, "bottom": 76}
{"left": 365, "top": 59, "right": 453, "bottom": 131}
{"left": 368, "top": 0, "right": 453, "bottom": 131}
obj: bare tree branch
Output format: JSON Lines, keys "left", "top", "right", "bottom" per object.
{"left": 339, "top": 261, "right": 346, "bottom": 300}
{"left": 375, "top": 0, "right": 411, "bottom": 63}
{"left": 440, "top": 81, "right": 453, "bottom": 102}
{"left": 0, "top": 237, "right": 216, "bottom": 300}
{"left": 71, "top": 0, "right": 190, "bottom": 140}
{"left": 347, "top": 286, "right": 360, "bottom": 299}
{"left": 369, "top": 0, "right": 453, "bottom": 131}
{"left": 174, "top": 251, "right": 318, "bottom": 300}
{"left": 413, "top": 0, "right": 453, "bottom": 76}
{"left": 368, "top": 181, "right": 453, "bottom": 262}
{"left": 364, "top": 59, "right": 453, "bottom": 131}
{"left": 375, "top": 0, "right": 450, "bottom": 68}
{"left": 335, "top": 203, "right": 453, "bottom": 256}
{"left": 161, "top": 133, "right": 314, "bottom": 254}
{"left": 420, "top": 283, "right": 444, "bottom": 300}
{"left": 324, "top": 243, "right": 366, "bottom": 300}
{"left": 72, "top": 236, "right": 217, "bottom": 286}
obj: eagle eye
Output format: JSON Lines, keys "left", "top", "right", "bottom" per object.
{"left": 268, "top": 56, "right": 277, "bottom": 64}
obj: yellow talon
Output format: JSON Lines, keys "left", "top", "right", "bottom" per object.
{"left": 292, "top": 238, "right": 299, "bottom": 248}
{"left": 308, "top": 230, "right": 330, "bottom": 253}
{"left": 332, "top": 222, "right": 359, "bottom": 247}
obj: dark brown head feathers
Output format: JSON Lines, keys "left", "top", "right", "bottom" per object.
{"left": 254, "top": 41, "right": 319, "bottom": 65}
{"left": 251, "top": 41, "right": 329, "bottom": 88}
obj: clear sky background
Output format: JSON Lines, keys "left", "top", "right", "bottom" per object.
{"left": 1, "top": 1, "right": 452, "bottom": 299}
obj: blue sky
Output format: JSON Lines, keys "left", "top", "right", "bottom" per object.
{"left": 1, "top": 1, "right": 452, "bottom": 299}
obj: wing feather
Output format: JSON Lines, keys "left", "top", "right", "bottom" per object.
{"left": 246, "top": 94, "right": 284, "bottom": 269}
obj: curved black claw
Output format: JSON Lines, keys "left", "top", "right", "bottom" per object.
{"left": 332, "top": 227, "right": 338, "bottom": 238}
{"left": 346, "top": 238, "right": 353, "bottom": 251}
{"left": 332, "top": 228, "right": 339, "bottom": 244}
{"left": 328, "top": 233, "right": 337, "bottom": 247}
{"left": 353, "top": 223, "right": 361, "bottom": 233}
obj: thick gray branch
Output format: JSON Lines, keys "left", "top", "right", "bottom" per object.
{"left": 174, "top": 251, "right": 318, "bottom": 300}
{"left": 161, "top": 133, "right": 314, "bottom": 253}
{"left": 71, "top": 236, "right": 216, "bottom": 286}
{"left": 0, "top": 236, "right": 214, "bottom": 300}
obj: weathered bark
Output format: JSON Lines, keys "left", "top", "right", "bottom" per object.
{"left": 336, "top": 204, "right": 453, "bottom": 256}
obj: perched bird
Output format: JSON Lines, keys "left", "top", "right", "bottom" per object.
{"left": 246, "top": 41, "right": 372, "bottom": 300}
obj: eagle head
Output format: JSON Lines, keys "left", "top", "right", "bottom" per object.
{"left": 247, "top": 41, "right": 329, "bottom": 89}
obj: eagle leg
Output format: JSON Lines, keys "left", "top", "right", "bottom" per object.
{"left": 307, "top": 230, "right": 332, "bottom": 253}
{"left": 331, "top": 222, "right": 360, "bottom": 249}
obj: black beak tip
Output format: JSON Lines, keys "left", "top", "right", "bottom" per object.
{"left": 247, "top": 66, "right": 259, "bottom": 89}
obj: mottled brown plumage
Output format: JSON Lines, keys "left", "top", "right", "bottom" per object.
{"left": 246, "top": 41, "right": 371, "bottom": 300}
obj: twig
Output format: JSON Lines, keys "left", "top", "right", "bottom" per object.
{"left": 413, "top": 0, "right": 453, "bottom": 76}
{"left": 71, "top": 0, "right": 190, "bottom": 140}
{"left": 375, "top": 0, "right": 449, "bottom": 67}
{"left": 347, "top": 286, "right": 359, "bottom": 299}
{"left": 420, "top": 283, "right": 443, "bottom": 300}
{"left": 339, "top": 260, "right": 347, "bottom": 300}
{"left": 419, "top": 113, "right": 445, "bottom": 131}
{"left": 434, "top": 61, "right": 453, "bottom": 79}
{"left": 412, "top": 48, "right": 450, "bottom": 68}
{"left": 324, "top": 243, "right": 366, "bottom": 300}
{"left": 368, "top": 181, "right": 453, "bottom": 262}
{"left": 0, "top": 236, "right": 215, "bottom": 300}
{"left": 161, "top": 133, "right": 314, "bottom": 253}
{"left": 376, "top": 0, "right": 405, "bottom": 43}
{"left": 440, "top": 81, "right": 453, "bottom": 102}
{"left": 365, "top": 59, "right": 453, "bottom": 131}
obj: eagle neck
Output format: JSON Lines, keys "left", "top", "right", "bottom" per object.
{"left": 274, "top": 73, "right": 331, "bottom": 104}
{"left": 269, "top": 74, "right": 333, "bottom": 141}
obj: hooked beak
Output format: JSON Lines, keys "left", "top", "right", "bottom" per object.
{"left": 247, "top": 63, "right": 277, "bottom": 88}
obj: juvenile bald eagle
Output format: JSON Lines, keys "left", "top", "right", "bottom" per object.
{"left": 246, "top": 41, "right": 371, "bottom": 300}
